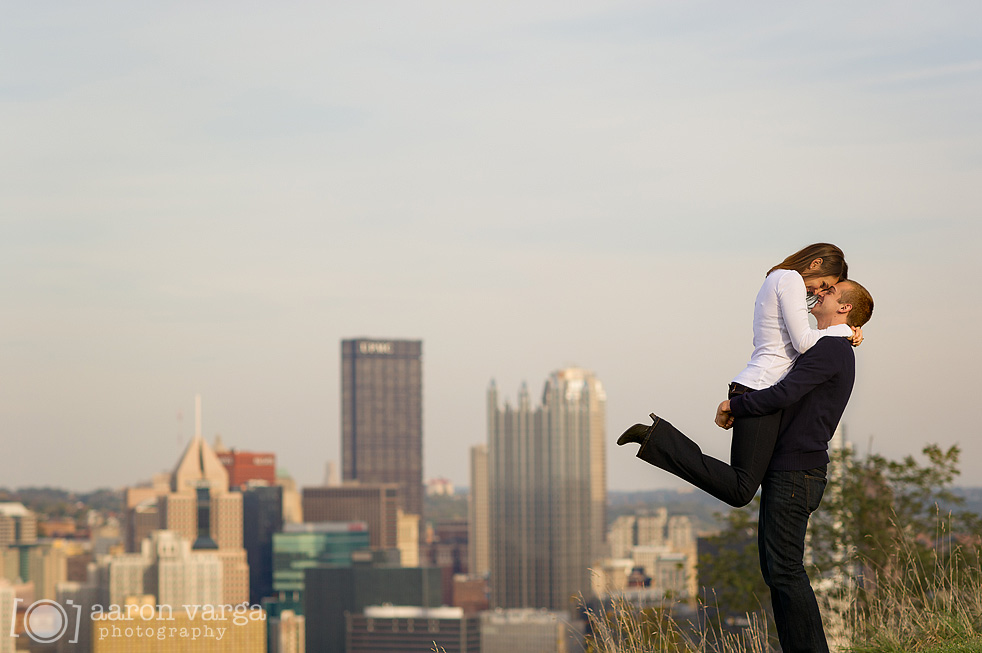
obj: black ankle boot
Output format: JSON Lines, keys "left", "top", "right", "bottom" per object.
{"left": 616, "top": 413, "right": 661, "bottom": 446}
{"left": 616, "top": 423, "right": 649, "bottom": 446}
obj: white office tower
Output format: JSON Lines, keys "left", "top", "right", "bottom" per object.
{"left": 269, "top": 609, "right": 306, "bottom": 653}
{"left": 468, "top": 444, "right": 489, "bottom": 577}
{"left": 636, "top": 507, "right": 668, "bottom": 547}
{"left": 101, "top": 530, "right": 222, "bottom": 608}
{"left": 481, "top": 608, "right": 583, "bottom": 653}
{"left": 159, "top": 396, "right": 249, "bottom": 604}
{"left": 0, "top": 582, "right": 14, "bottom": 653}
{"left": 607, "top": 515, "right": 637, "bottom": 560}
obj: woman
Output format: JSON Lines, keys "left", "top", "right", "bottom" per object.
{"left": 616, "top": 243, "right": 861, "bottom": 507}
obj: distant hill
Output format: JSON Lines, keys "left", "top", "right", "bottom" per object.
{"left": 0, "top": 486, "right": 123, "bottom": 519}
{"left": 607, "top": 489, "right": 732, "bottom": 534}
{"left": 609, "top": 486, "right": 982, "bottom": 536}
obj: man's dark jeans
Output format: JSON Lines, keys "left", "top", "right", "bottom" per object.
{"left": 635, "top": 384, "right": 782, "bottom": 507}
{"left": 759, "top": 466, "right": 829, "bottom": 653}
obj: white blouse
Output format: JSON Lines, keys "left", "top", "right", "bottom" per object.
{"left": 731, "top": 268, "right": 852, "bottom": 390}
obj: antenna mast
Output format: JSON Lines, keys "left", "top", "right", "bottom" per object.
{"left": 195, "top": 394, "right": 202, "bottom": 438}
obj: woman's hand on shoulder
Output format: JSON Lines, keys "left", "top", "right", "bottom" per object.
{"left": 849, "top": 326, "right": 864, "bottom": 347}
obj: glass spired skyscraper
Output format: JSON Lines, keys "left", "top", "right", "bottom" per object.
{"left": 487, "top": 367, "right": 607, "bottom": 611}
{"left": 341, "top": 338, "right": 423, "bottom": 519}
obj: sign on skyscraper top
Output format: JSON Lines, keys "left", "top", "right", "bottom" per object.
{"left": 359, "top": 341, "right": 393, "bottom": 355}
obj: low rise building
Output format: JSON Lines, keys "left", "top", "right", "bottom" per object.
{"left": 347, "top": 606, "right": 479, "bottom": 653}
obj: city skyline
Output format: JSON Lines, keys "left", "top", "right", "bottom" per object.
{"left": 3, "top": 3, "right": 981, "bottom": 493}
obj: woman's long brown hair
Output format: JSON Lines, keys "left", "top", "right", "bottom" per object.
{"left": 767, "top": 243, "right": 848, "bottom": 281}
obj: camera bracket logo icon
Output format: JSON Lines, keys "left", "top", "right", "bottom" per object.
{"left": 13, "top": 599, "right": 82, "bottom": 645}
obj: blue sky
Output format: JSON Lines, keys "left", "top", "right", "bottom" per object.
{"left": 2, "top": 1, "right": 980, "bottom": 492}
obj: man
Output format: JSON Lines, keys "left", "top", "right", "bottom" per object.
{"left": 618, "top": 279, "right": 873, "bottom": 652}
{"left": 715, "top": 279, "right": 873, "bottom": 652}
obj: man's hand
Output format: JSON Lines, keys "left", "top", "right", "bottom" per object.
{"left": 715, "top": 400, "right": 734, "bottom": 429}
{"left": 849, "top": 326, "right": 864, "bottom": 347}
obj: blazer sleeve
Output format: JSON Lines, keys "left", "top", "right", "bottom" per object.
{"left": 777, "top": 272, "right": 853, "bottom": 354}
{"left": 730, "top": 339, "right": 843, "bottom": 417}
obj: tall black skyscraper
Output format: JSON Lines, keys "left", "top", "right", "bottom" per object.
{"left": 242, "top": 483, "right": 283, "bottom": 605}
{"left": 341, "top": 338, "right": 423, "bottom": 518}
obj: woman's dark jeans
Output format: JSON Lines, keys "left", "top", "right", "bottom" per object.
{"left": 758, "top": 467, "right": 830, "bottom": 653}
{"left": 635, "top": 383, "right": 782, "bottom": 507}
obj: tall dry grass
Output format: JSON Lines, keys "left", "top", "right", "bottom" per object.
{"left": 582, "top": 593, "right": 772, "bottom": 653}
{"left": 821, "top": 515, "right": 982, "bottom": 652}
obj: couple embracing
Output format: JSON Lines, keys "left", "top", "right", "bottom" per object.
{"left": 618, "top": 243, "right": 874, "bottom": 653}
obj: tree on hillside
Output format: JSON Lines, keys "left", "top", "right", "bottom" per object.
{"left": 810, "top": 444, "right": 982, "bottom": 582}
{"left": 807, "top": 443, "right": 982, "bottom": 618}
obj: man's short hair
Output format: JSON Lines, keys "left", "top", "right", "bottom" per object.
{"left": 839, "top": 280, "right": 873, "bottom": 327}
